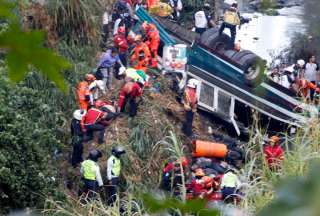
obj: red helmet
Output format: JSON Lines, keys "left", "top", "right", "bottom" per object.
{"left": 85, "top": 74, "right": 96, "bottom": 82}
{"left": 118, "top": 26, "right": 125, "bottom": 34}
{"left": 95, "top": 100, "right": 105, "bottom": 108}
{"left": 180, "top": 156, "right": 189, "bottom": 167}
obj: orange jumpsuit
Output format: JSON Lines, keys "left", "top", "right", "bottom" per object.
{"left": 298, "top": 79, "right": 320, "bottom": 98}
{"left": 145, "top": 24, "right": 160, "bottom": 68}
{"left": 76, "top": 81, "right": 90, "bottom": 110}
{"left": 146, "top": 0, "right": 159, "bottom": 9}
{"left": 131, "top": 42, "right": 151, "bottom": 72}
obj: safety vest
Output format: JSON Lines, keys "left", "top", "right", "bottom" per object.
{"left": 194, "top": 11, "right": 208, "bottom": 28}
{"left": 221, "top": 172, "right": 238, "bottom": 188}
{"left": 110, "top": 155, "right": 121, "bottom": 177}
{"left": 82, "top": 160, "right": 97, "bottom": 180}
{"left": 223, "top": 10, "right": 240, "bottom": 26}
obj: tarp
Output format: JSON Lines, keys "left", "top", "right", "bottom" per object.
{"left": 135, "top": 7, "right": 176, "bottom": 45}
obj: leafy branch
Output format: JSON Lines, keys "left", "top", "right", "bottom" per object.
{"left": 0, "top": 0, "right": 72, "bottom": 93}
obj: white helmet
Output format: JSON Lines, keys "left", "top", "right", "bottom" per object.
{"left": 73, "top": 109, "right": 86, "bottom": 121}
{"left": 284, "top": 66, "right": 294, "bottom": 73}
{"left": 119, "top": 66, "right": 126, "bottom": 76}
{"left": 187, "top": 78, "right": 199, "bottom": 88}
{"left": 297, "top": 59, "right": 305, "bottom": 67}
{"left": 137, "top": 78, "right": 145, "bottom": 85}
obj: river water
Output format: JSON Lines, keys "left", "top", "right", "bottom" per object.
{"left": 232, "top": 4, "right": 306, "bottom": 62}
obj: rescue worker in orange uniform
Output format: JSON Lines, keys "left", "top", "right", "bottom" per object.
{"left": 117, "top": 78, "right": 144, "bottom": 117}
{"left": 297, "top": 78, "right": 320, "bottom": 101}
{"left": 146, "top": 0, "right": 159, "bottom": 9}
{"left": 76, "top": 74, "right": 96, "bottom": 110}
{"left": 141, "top": 21, "right": 160, "bottom": 68}
{"left": 182, "top": 78, "right": 198, "bottom": 137}
{"left": 114, "top": 26, "right": 129, "bottom": 66}
{"left": 130, "top": 35, "right": 151, "bottom": 73}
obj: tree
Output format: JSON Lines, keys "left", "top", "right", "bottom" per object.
{"left": 0, "top": 0, "right": 71, "bottom": 93}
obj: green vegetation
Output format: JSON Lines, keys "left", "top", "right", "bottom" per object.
{"left": 1, "top": 0, "right": 320, "bottom": 215}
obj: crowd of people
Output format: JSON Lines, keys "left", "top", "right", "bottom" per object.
{"left": 160, "top": 135, "right": 284, "bottom": 204}
{"left": 69, "top": 0, "right": 203, "bottom": 206}
{"left": 67, "top": 0, "right": 289, "bottom": 208}
{"left": 268, "top": 55, "right": 320, "bottom": 104}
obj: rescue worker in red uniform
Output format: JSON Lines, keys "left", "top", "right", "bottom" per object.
{"left": 182, "top": 79, "right": 198, "bottom": 137}
{"left": 114, "top": 26, "right": 129, "bottom": 66}
{"left": 130, "top": 35, "right": 151, "bottom": 73}
{"left": 76, "top": 74, "right": 96, "bottom": 110}
{"left": 161, "top": 157, "right": 189, "bottom": 191}
{"left": 141, "top": 21, "right": 160, "bottom": 68}
{"left": 264, "top": 136, "right": 284, "bottom": 170}
{"left": 117, "top": 78, "right": 144, "bottom": 117}
{"left": 81, "top": 105, "right": 106, "bottom": 144}
{"left": 189, "top": 168, "right": 207, "bottom": 198}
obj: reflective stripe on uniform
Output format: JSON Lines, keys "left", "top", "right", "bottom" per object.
{"left": 82, "top": 160, "right": 97, "bottom": 180}
{"left": 110, "top": 155, "right": 121, "bottom": 177}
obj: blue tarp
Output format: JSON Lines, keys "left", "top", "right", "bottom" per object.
{"left": 135, "top": 7, "right": 176, "bottom": 45}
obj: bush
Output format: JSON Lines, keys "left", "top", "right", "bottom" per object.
{"left": 0, "top": 68, "right": 62, "bottom": 213}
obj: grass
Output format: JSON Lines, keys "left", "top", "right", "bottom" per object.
{"left": 240, "top": 118, "right": 320, "bottom": 214}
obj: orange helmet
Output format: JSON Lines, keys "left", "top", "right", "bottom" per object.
{"left": 85, "top": 74, "right": 96, "bottom": 82}
{"left": 94, "top": 100, "right": 105, "bottom": 108}
{"left": 270, "top": 136, "right": 280, "bottom": 143}
{"left": 118, "top": 26, "right": 125, "bottom": 34}
{"left": 134, "top": 34, "right": 142, "bottom": 42}
{"left": 195, "top": 168, "right": 205, "bottom": 177}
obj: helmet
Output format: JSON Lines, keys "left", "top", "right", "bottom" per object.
{"left": 137, "top": 78, "right": 145, "bottom": 86}
{"left": 187, "top": 78, "right": 198, "bottom": 88}
{"left": 284, "top": 66, "right": 294, "bottom": 73}
{"left": 73, "top": 109, "right": 86, "bottom": 120}
{"left": 204, "top": 3, "right": 211, "bottom": 9}
{"left": 179, "top": 156, "right": 189, "bottom": 167}
{"left": 118, "top": 26, "right": 125, "bottom": 34}
{"left": 195, "top": 168, "right": 205, "bottom": 177}
{"left": 297, "top": 59, "right": 305, "bottom": 67}
{"left": 141, "top": 21, "right": 149, "bottom": 31}
{"left": 270, "top": 135, "right": 280, "bottom": 143}
{"left": 134, "top": 34, "right": 142, "bottom": 42}
{"left": 88, "top": 149, "right": 102, "bottom": 161}
{"left": 95, "top": 100, "right": 105, "bottom": 108}
{"left": 85, "top": 74, "right": 96, "bottom": 82}
{"left": 101, "top": 104, "right": 116, "bottom": 113}
{"left": 112, "top": 146, "right": 126, "bottom": 156}
{"left": 119, "top": 66, "right": 127, "bottom": 76}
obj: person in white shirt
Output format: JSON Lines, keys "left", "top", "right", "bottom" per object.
{"left": 194, "top": 4, "right": 215, "bottom": 35}
{"left": 303, "top": 55, "right": 319, "bottom": 101}
{"left": 169, "top": 0, "right": 183, "bottom": 21}
{"left": 102, "top": 8, "right": 110, "bottom": 46}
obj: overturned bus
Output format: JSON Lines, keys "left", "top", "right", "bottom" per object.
{"left": 136, "top": 8, "right": 318, "bottom": 136}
